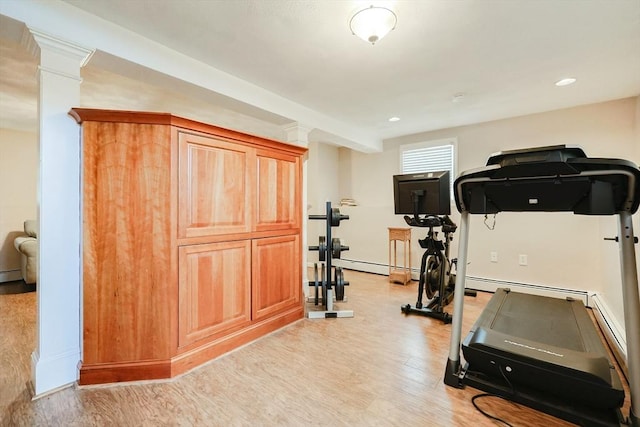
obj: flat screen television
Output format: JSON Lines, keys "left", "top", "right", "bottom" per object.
{"left": 393, "top": 171, "right": 451, "bottom": 216}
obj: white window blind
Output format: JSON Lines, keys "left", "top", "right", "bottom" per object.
{"left": 401, "top": 144, "right": 454, "bottom": 174}
{"left": 400, "top": 140, "right": 456, "bottom": 199}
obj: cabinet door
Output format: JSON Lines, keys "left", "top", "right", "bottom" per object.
{"left": 252, "top": 235, "right": 301, "bottom": 321}
{"left": 178, "top": 132, "right": 255, "bottom": 238}
{"left": 179, "top": 241, "right": 251, "bottom": 348}
{"left": 255, "top": 150, "right": 300, "bottom": 232}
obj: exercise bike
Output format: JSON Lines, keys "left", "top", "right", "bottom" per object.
{"left": 401, "top": 214, "right": 475, "bottom": 323}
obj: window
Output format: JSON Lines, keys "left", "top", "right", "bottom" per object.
{"left": 399, "top": 138, "right": 457, "bottom": 199}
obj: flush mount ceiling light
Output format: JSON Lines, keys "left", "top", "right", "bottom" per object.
{"left": 388, "top": 116, "right": 400, "bottom": 122}
{"left": 349, "top": 5, "right": 397, "bottom": 45}
{"left": 555, "top": 78, "right": 577, "bottom": 87}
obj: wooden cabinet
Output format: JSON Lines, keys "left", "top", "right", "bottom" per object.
{"left": 71, "top": 108, "right": 306, "bottom": 385}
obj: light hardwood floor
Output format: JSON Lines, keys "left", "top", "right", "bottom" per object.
{"left": 1, "top": 270, "right": 630, "bottom": 426}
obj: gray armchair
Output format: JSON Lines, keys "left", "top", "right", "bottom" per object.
{"left": 13, "top": 220, "right": 37, "bottom": 284}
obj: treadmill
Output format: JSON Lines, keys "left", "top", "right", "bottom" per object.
{"left": 443, "top": 145, "right": 640, "bottom": 426}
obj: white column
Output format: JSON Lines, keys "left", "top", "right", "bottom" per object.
{"left": 22, "top": 27, "right": 94, "bottom": 396}
{"left": 282, "top": 123, "right": 312, "bottom": 298}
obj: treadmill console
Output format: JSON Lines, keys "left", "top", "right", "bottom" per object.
{"left": 454, "top": 145, "right": 640, "bottom": 215}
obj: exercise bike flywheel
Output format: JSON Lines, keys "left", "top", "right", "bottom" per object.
{"left": 424, "top": 256, "right": 442, "bottom": 299}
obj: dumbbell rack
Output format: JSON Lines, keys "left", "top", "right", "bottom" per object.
{"left": 307, "top": 201, "right": 354, "bottom": 319}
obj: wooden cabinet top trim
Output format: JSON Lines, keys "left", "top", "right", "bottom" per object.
{"left": 69, "top": 108, "right": 308, "bottom": 156}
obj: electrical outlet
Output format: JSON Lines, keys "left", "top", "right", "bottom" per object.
{"left": 519, "top": 254, "right": 528, "bottom": 266}
{"left": 490, "top": 251, "right": 498, "bottom": 263}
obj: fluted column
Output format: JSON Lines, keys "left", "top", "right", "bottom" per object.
{"left": 22, "top": 26, "right": 94, "bottom": 396}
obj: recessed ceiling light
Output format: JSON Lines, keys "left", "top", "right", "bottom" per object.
{"left": 388, "top": 117, "right": 400, "bottom": 122}
{"left": 555, "top": 78, "right": 577, "bottom": 87}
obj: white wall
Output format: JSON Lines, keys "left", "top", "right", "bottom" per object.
{"left": 331, "top": 98, "right": 639, "bottom": 326}
{"left": 0, "top": 127, "right": 37, "bottom": 282}
{"left": 596, "top": 97, "right": 640, "bottom": 334}
{"left": 333, "top": 146, "right": 411, "bottom": 270}
{"left": 306, "top": 141, "right": 341, "bottom": 264}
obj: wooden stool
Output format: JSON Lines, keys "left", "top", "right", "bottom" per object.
{"left": 388, "top": 227, "right": 412, "bottom": 285}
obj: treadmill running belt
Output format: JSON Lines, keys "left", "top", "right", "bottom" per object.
{"left": 490, "top": 292, "right": 584, "bottom": 351}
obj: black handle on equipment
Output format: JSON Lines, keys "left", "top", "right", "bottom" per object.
{"left": 604, "top": 236, "right": 638, "bottom": 243}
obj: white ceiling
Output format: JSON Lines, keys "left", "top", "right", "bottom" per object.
{"left": 1, "top": 0, "right": 639, "bottom": 148}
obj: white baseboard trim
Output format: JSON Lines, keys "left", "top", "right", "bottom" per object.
{"left": 464, "top": 276, "right": 591, "bottom": 306}
{"left": 31, "top": 348, "right": 80, "bottom": 397}
{"left": 329, "top": 258, "right": 429, "bottom": 280}
{"left": 589, "top": 293, "right": 628, "bottom": 381}
{"left": 331, "top": 259, "right": 390, "bottom": 276}
{"left": 328, "top": 259, "right": 592, "bottom": 304}
{"left": 0, "top": 269, "right": 22, "bottom": 282}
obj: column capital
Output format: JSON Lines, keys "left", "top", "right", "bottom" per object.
{"left": 282, "top": 122, "right": 313, "bottom": 147}
{"left": 21, "top": 26, "right": 95, "bottom": 71}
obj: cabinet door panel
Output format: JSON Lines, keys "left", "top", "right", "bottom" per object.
{"left": 179, "top": 241, "right": 251, "bottom": 347}
{"left": 179, "top": 132, "right": 254, "bottom": 238}
{"left": 255, "top": 151, "right": 299, "bottom": 232}
{"left": 252, "top": 235, "right": 301, "bottom": 321}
